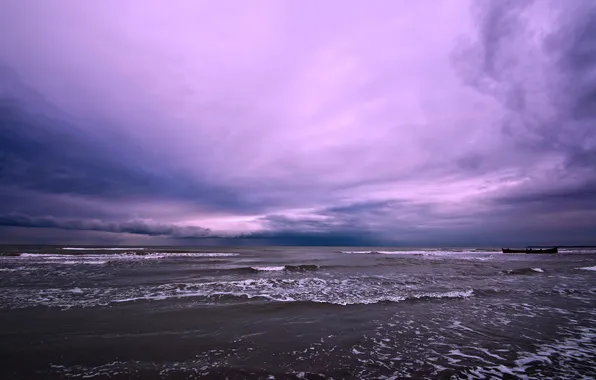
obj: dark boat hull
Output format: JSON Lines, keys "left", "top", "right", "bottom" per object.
{"left": 502, "top": 248, "right": 558, "bottom": 254}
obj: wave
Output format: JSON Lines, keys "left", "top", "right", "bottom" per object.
{"left": 0, "top": 267, "right": 30, "bottom": 272}
{"left": 240, "top": 265, "right": 322, "bottom": 273}
{"left": 340, "top": 250, "right": 406, "bottom": 254}
{"left": 284, "top": 264, "right": 320, "bottom": 272}
{"left": 62, "top": 287, "right": 474, "bottom": 307}
{"left": 53, "top": 260, "right": 108, "bottom": 265}
{"left": 578, "top": 266, "right": 596, "bottom": 271}
{"left": 139, "top": 252, "right": 240, "bottom": 258}
{"left": 118, "top": 287, "right": 473, "bottom": 306}
{"left": 6, "top": 252, "right": 239, "bottom": 261}
{"left": 560, "top": 248, "right": 596, "bottom": 254}
{"left": 340, "top": 250, "right": 496, "bottom": 259}
{"left": 250, "top": 266, "right": 285, "bottom": 272}
{"left": 340, "top": 250, "right": 383, "bottom": 254}
{"left": 62, "top": 247, "right": 146, "bottom": 251}
{"left": 503, "top": 268, "right": 544, "bottom": 275}
{"left": 340, "top": 250, "right": 430, "bottom": 255}
{"left": 407, "top": 289, "right": 473, "bottom": 301}
{"left": 0, "top": 252, "right": 241, "bottom": 270}
{"left": 0, "top": 277, "right": 474, "bottom": 309}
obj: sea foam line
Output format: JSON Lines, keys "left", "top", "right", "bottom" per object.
{"left": 251, "top": 266, "right": 285, "bottom": 271}
{"left": 578, "top": 266, "right": 596, "bottom": 271}
{"left": 62, "top": 247, "right": 146, "bottom": 250}
{"left": 14, "top": 252, "right": 239, "bottom": 259}
{"left": 0, "top": 276, "right": 474, "bottom": 309}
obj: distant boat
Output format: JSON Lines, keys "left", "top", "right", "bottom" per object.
{"left": 501, "top": 247, "right": 558, "bottom": 254}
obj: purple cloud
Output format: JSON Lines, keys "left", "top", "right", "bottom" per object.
{"left": 0, "top": 213, "right": 211, "bottom": 238}
{"left": 0, "top": 0, "right": 595, "bottom": 245}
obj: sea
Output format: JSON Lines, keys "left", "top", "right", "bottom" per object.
{"left": 1, "top": 245, "right": 595, "bottom": 379}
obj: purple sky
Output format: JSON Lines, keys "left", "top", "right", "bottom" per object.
{"left": 0, "top": 0, "right": 595, "bottom": 246}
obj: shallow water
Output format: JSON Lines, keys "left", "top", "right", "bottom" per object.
{"left": 1, "top": 246, "right": 595, "bottom": 379}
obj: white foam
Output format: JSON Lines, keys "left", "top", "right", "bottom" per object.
{"left": 469, "top": 347, "right": 506, "bottom": 361}
{"left": 348, "top": 301, "right": 596, "bottom": 380}
{"left": 340, "top": 250, "right": 495, "bottom": 260}
{"left": 448, "top": 349, "right": 494, "bottom": 365}
{"left": 578, "top": 266, "right": 596, "bottom": 271}
{"left": 65, "top": 247, "right": 147, "bottom": 251}
{"left": 532, "top": 268, "right": 544, "bottom": 273}
{"left": 60, "top": 260, "right": 108, "bottom": 265}
{"left": 341, "top": 250, "right": 408, "bottom": 254}
{"left": 515, "top": 353, "right": 552, "bottom": 366}
{"left": 14, "top": 252, "right": 239, "bottom": 262}
{"left": 251, "top": 266, "right": 285, "bottom": 271}
{"left": 410, "top": 289, "right": 474, "bottom": 300}
{"left": 49, "top": 353, "right": 229, "bottom": 379}
{"left": 0, "top": 276, "right": 475, "bottom": 309}
{"left": 19, "top": 253, "right": 115, "bottom": 259}
{"left": 0, "top": 267, "right": 29, "bottom": 272}
{"left": 149, "top": 252, "right": 239, "bottom": 257}
{"left": 314, "top": 295, "right": 407, "bottom": 306}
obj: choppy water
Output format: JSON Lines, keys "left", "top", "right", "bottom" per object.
{"left": 1, "top": 246, "right": 595, "bottom": 379}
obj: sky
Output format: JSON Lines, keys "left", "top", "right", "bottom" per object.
{"left": 0, "top": 0, "right": 595, "bottom": 246}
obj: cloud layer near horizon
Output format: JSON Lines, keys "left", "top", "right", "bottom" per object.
{"left": 0, "top": 0, "right": 594, "bottom": 246}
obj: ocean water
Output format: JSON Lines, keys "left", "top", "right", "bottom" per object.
{"left": 1, "top": 246, "right": 595, "bottom": 379}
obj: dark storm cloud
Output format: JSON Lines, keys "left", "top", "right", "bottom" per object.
{"left": 248, "top": 200, "right": 444, "bottom": 246}
{"left": 0, "top": 213, "right": 211, "bottom": 238}
{"left": 558, "top": 5, "right": 596, "bottom": 170}
{"left": 0, "top": 66, "right": 254, "bottom": 215}
{"left": 241, "top": 230, "right": 384, "bottom": 247}
{"left": 245, "top": 203, "right": 396, "bottom": 245}
{"left": 456, "top": 0, "right": 595, "bottom": 144}
{"left": 259, "top": 201, "right": 400, "bottom": 233}
{"left": 456, "top": 0, "right": 596, "bottom": 219}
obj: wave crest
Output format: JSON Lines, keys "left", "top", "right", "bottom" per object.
{"left": 248, "top": 265, "right": 320, "bottom": 272}
{"left": 578, "top": 266, "right": 596, "bottom": 271}
{"left": 503, "top": 268, "right": 545, "bottom": 275}
{"left": 0, "top": 276, "right": 474, "bottom": 309}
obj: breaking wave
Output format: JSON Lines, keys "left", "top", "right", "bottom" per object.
{"left": 578, "top": 266, "right": 596, "bottom": 271}
{"left": 0, "top": 277, "right": 474, "bottom": 309}
{"left": 249, "top": 265, "right": 319, "bottom": 272}
{"left": 0, "top": 267, "right": 29, "bottom": 272}
{"left": 340, "top": 250, "right": 496, "bottom": 260}
{"left": 340, "top": 250, "right": 384, "bottom": 254}
{"left": 2, "top": 252, "right": 239, "bottom": 262}
{"left": 503, "top": 267, "right": 545, "bottom": 275}
{"left": 340, "top": 250, "right": 407, "bottom": 254}
{"left": 250, "top": 266, "right": 285, "bottom": 272}
{"left": 62, "top": 247, "right": 146, "bottom": 251}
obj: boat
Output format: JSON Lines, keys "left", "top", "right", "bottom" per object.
{"left": 501, "top": 247, "right": 558, "bottom": 254}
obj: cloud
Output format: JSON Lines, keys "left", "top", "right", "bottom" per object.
{"left": 0, "top": 0, "right": 595, "bottom": 245}
{"left": 0, "top": 213, "right": 211, "bottom": 238}
{"left": 452, "top": 0, "right": 596, "bottom": 223}
{"left": 0, "top": 66, "right": 268, "bottom": 217}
